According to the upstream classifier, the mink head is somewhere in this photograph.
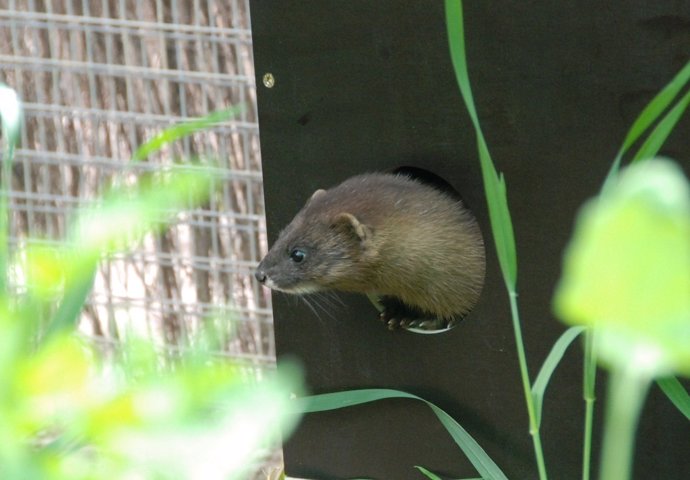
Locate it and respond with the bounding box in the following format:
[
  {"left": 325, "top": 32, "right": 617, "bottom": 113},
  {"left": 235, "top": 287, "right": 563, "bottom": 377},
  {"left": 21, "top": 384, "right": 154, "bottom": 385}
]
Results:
[{"left": 255, "top": 189, "right": 374, "bottom": 294}]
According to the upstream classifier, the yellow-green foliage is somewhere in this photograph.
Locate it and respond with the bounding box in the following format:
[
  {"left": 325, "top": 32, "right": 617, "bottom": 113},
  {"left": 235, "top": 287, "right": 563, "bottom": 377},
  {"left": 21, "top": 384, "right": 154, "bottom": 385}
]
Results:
[
  {"left": 0, "top": 85, "right": 302, "bottom": 480},
  {"left": 555, "top": 159, "right": 690, "bottom": 376}
]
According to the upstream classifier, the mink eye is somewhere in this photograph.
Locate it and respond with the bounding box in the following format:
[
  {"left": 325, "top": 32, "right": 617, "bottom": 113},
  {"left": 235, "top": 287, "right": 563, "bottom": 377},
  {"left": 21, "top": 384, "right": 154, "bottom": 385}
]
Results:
[{"left": 289, "top": 248, "right": 306, "bottom": 263}]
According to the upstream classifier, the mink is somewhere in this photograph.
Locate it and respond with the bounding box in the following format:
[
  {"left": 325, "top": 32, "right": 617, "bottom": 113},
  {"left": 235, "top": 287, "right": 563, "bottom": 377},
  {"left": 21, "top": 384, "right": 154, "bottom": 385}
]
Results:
[{"left": 255, "top": 173, "right": 485, "bottom": 330}]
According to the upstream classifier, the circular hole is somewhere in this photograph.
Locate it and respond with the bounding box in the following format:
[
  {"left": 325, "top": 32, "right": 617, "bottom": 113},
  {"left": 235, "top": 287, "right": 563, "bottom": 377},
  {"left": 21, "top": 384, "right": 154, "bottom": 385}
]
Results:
[{"left": 391, "top": 165, "right": 465, "bottom": 202}]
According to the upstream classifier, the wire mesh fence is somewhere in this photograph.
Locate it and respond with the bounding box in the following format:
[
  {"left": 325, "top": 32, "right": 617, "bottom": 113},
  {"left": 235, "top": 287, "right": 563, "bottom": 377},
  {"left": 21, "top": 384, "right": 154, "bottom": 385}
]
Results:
[{"left": 0, "top": 0, "right": 275, "bottom": 370}]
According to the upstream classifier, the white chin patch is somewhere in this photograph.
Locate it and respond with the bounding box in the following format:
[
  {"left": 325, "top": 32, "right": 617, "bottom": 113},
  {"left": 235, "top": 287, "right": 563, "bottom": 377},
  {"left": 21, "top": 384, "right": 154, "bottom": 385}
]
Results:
[
  {"left": 265, "top": 278, "right": 319, "bottom": 295},
  {"left": 286, "top": 284, "right": 321, "bottom": 294}
]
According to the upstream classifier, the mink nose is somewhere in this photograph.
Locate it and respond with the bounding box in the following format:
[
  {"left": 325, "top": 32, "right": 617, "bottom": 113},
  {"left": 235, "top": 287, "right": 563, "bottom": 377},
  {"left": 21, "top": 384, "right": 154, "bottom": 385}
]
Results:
[{"left": 255, "top": 269, "right": 267, "bottom": 284}]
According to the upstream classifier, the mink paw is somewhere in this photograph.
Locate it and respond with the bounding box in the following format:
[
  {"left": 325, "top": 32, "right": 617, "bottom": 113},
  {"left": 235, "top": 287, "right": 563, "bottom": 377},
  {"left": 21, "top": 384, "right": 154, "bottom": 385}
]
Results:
[
  {"left": 378, "top": 312, "right": 451, "bottom": 331},
  {"left": 379, "top": 310, "right": 415, "bottom": 330},
  {"left": 377, "top": 296, "right": 452, "bottom": 331}
]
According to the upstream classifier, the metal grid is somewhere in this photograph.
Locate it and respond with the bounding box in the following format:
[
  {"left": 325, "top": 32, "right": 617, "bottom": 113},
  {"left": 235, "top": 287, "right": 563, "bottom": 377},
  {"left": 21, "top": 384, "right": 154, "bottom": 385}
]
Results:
[{"left": 0, "top": 0, "right": 274, "bottom": 369}]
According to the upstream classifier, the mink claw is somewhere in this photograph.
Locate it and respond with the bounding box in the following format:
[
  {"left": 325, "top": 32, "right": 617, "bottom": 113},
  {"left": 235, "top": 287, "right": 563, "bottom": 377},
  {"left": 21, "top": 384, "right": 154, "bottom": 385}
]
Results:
[
  {"left": 380, "top": 310, "right": 405, "bottom": 330},
  {"left": 400, "top": 318, "right": 417, "bottom": 329}
]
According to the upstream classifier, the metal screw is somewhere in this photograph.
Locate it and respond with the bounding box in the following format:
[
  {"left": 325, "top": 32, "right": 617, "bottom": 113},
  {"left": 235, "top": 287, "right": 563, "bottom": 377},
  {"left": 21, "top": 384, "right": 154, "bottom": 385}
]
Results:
[{"left": 262, "top": 73, "right": 275, "bottom": 88}]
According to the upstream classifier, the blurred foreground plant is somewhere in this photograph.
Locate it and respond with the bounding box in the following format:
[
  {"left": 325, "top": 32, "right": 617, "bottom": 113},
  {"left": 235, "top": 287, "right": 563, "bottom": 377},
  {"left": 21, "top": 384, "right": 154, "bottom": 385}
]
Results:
[
  {"left": 0, "top": 84, "right": 302, "bottom": 479},
  {"left": 554, "top": 159, "right": 690, "bottom": 480}
]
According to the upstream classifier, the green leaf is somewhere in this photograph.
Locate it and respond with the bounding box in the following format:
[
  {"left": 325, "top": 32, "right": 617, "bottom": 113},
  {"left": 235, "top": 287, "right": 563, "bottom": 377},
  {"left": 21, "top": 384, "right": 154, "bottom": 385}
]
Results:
[
  {"left": 531, "top": 326, "right": 586, "bottom": 427},
  {"left": 445, "top": 4, "right": 546, "bottom": 477},
  {"left": 415, "top": 465, "right": 484, "bottom": 480},
  {"left": 296, "top": 389, "right": 508, "bottom": 480},
  {"left": 607, "top": 60, "right": 690, "bottom": 177},
  {"left": 444, "top": 0, "right": 517, "bottom": 290},
  {"left": 132, "top": 106, "right": 242, "bottom": 162},
  {"left": 415, "top": 466, "right": 444, "bottom": 480},
  {"left": 656, "top": 377, "right": 690, "bottom": 420},
  {"left": 555, "top": 159, "right": 690, "bottom": 375},
  {"left": 632, "top": 89, "right": 690, "bottom": 163}
]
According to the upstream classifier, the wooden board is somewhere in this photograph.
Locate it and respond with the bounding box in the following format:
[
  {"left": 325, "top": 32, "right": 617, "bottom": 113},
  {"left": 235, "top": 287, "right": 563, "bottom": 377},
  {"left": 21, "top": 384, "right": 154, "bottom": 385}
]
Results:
[{"left": 250, "top": 2, "right": 690, "bottom": 478}]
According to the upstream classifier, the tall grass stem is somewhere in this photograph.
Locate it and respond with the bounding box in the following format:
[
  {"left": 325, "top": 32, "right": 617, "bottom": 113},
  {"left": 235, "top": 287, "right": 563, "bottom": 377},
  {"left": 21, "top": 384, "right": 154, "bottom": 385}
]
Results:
[{"left": 509, "top": 291, "right": 548, "bottom": 479}]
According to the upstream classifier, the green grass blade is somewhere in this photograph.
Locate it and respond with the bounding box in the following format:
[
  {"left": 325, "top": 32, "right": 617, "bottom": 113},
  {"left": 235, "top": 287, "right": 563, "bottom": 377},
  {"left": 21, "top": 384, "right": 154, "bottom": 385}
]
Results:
[
  {"left": 427, "top": 402, "right": 507, "bottom": 480},
  {"left": 656, "top": 377, "right": 690, "bottom": 420},
  {"left": 531, "top": 326, "right": 586, "bottom": 427},
  {"left": 415, "top": 466, "right": 444, "bottom": 480},
  {"left": 445, "top": 4, "right": 546, "bottom": 477},
  {"left": 444, "top": 0, "right": 517, "bottom": 289},
  {"left": 297, "top": 389, "right": 508, "bottom": 480},
  {"left": 631, "top": 89, "right": 690, "bottom": 163},
  {"left": 132, "top": 106, "right": 243, "bottom": 162},
  {"left": 415, "top": 466, "right": 484, "bottom": 480},
  {"left": 606, "top": 60, "right": 690, "bottom": 181},
  {"left": 295, "top": 388, "right": 398, "bottom": 412}
]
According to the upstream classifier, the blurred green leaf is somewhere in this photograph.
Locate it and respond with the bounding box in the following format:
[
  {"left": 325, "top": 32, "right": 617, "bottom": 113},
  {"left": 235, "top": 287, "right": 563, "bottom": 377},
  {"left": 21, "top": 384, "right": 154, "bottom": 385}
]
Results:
[
  {"left": 297, "top": 388, "right": 508, "bottom": 480},
  {"left": 444, "top": 0, "right": 517, "bottom": 290},
  {"left": 555, "top": 159, "right": 690, "bottom": 375},
  {"left": 107, "top": 365, "right": 302, "bottom": 480},
  {"left": 19, "top": 166, "right": 215, "bottom": 345},
  {"left": 0, "top": 302, "right": 25, "bottom": 380},
  {"left": 0, "top": 97, "right": 299, "bottom": 479},
  {"left": 45, "top": 267, "right": 97, "bottom": 338},
  {"left": 23, "top": 167, "right": 213, "bottom": 299},
  {"left": 14, "top": 334, "right": 93, "bottom": 430},
  {"left": 0, "top": 83, "right": 22, "bottom": 147},
  {"left": 656, "top": 377, "right": 690, "bottom": 420},
  {"left": 73, "top": 166, "right": 212, "bottom": 255},
  {"left": 132, "top": 106, "right": 243, "bottom": 162},
  {"left": 2, "top": 323, "right": 302, "bottom": 480},
  {"left": 532, "top": 326, "right": 586, "bottom": 427},
  {"left": 0, "top": 84, "right": 23, "bottom": 296}
]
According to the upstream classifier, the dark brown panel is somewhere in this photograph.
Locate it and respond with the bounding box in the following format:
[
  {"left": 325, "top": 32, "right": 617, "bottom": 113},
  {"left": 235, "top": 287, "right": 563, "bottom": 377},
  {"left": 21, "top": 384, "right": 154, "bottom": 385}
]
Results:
[{"left": 250, "top": 2, "right": 690, "bottom": 478}]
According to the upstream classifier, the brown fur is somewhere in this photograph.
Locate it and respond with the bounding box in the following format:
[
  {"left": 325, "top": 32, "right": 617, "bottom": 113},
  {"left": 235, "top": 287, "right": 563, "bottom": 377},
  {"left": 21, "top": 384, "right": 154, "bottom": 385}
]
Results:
[{"left": 255, "top": 173, "right": 486, "bottom": 324}]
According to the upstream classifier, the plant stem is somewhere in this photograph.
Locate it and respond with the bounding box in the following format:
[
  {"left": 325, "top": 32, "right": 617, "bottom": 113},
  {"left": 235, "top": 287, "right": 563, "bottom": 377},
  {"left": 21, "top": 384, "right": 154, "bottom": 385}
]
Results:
[
  {"left": 509, "top": 290, "right": 548, "bottom": 480},
  {"left": 582, "top": 328, "right": 597, "bottom": 480},
  {"left": 599, "top": 364, "right": 651, "bottom": 480}
]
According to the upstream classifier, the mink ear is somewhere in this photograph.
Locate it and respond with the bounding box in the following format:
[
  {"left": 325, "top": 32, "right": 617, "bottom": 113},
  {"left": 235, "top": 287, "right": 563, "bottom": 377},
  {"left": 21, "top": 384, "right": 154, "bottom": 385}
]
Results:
[
  {"left": 332, "top": 212, "right": 371, "bottom": 243},
  {"left": 307, "top": 189, "right": 326, "bottom": 204}
]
